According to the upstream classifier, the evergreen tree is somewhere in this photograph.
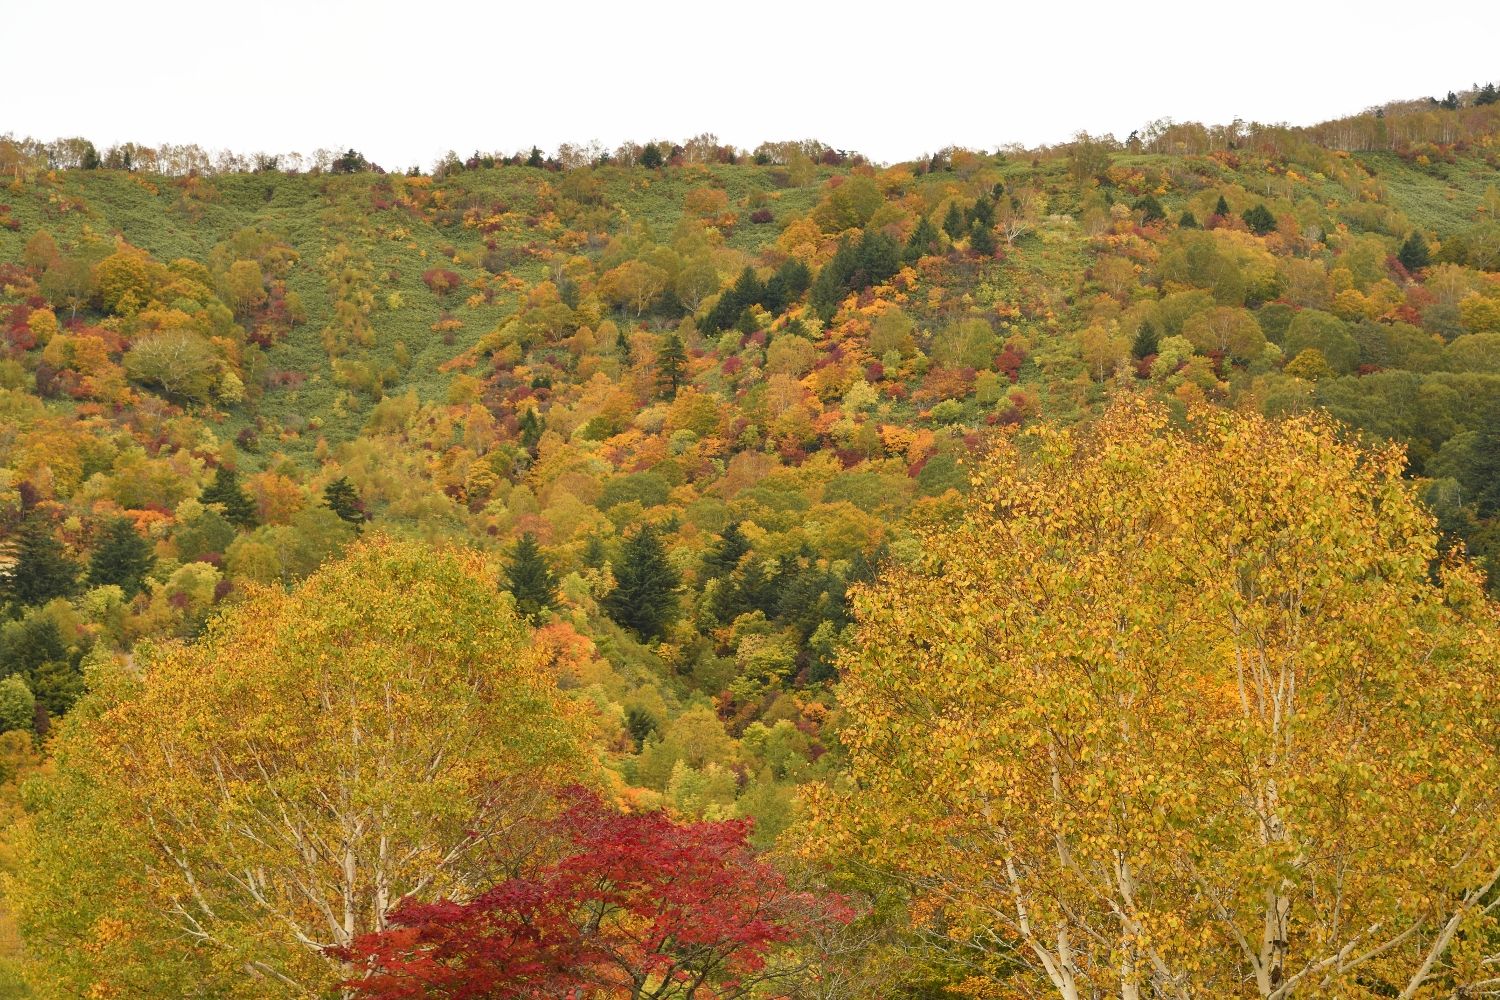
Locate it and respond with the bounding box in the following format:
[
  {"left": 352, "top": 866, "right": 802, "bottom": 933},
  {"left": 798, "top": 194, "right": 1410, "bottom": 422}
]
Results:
[
  {"left": 1241, "top": 204, "right": 1276, "bottom": 236},
  {"left": 1477, "top": 82, "right": 1499, "bottom": 107},
  {"left": 1131, "top": 321, "right": 1160, "bottom": 360},
  {"left": 968, "top": 197, "right": 996, "bottom": 229},
  {"left": 1178, "top": 210, "right": 1199, "bottom": 229},
  {"left": 970, "top": 219, "right": 997, "bottom": 256},
  {"left": 503, "top": 532, "right": 557, "bottom": 622},
  {"left": 1132, "top": 194, "right": 1165, "bottom": 223},
  {"left": 1439, "top": 91, "right": 1460, "bottom": 111},
  {"left": 2, "top": 520, "right": 78, "bottom": 608},
  {"left": 603, "top": 525, "right": 680, "bottom": 640},
  {"left": 323, "top": 477, "right": 368, "bottom": 529},
  {"left": 942, "top": 202, "right": 966, "bottom": 240},
  {"left": 1214, "top": 195, "right": 1231, "bottom": 218},
  {"left": 1398, "top": 231, "right": 1431, "bottom": 272},
  {"left": 655, "top": 333, "right": 687, "bottom": 399},
  {"left": 525, "top": 146, "right": 545, "bottom": 168},
  {"left": 702, "top": 521, "right": 750, "bottom": 579},
  {"left": 518, "top": 409, "right": 543, "bottom": 452},
  {"left": 639, "top": 144, "right": 664, "bottom": 169},
  {"left": 200, "top": 467, "right": 257, "bottom": 528},
  {"left": 86, "top": 518, "right": 154, "bottom": 598},
  {"left": 582, "top": 534, "right": 607, "bottom": 569},
  {"left": 903, "top": 215, "right": 940, "bottom": 263}
]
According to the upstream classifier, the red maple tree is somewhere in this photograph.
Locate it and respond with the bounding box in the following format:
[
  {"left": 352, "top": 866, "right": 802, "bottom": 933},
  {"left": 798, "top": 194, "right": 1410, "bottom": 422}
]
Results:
[{"left": 335, "top": 788, "right": 849, "bottom": 998}]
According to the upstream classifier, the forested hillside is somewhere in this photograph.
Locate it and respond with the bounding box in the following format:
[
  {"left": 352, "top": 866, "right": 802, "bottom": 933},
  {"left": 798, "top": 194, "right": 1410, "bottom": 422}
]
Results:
[{"left": 0, "top": 82, "right": 1498, "bottom": 997}]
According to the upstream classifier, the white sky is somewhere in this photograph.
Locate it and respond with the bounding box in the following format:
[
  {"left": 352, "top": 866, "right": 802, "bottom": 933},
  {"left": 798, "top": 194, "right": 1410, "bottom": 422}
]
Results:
[{"left": 4, "top": 0, "right": 1498, "bottom": 168}]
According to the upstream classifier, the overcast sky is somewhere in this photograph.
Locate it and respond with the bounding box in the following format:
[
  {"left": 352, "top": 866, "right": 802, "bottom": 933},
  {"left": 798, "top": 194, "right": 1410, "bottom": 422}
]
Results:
[{"left": 5, "top": 0, "right": 1498, "bottom": 168}]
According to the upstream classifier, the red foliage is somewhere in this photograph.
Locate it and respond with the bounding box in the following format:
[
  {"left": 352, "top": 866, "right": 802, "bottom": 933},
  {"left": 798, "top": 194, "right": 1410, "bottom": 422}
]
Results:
[
  {"left": 749, "top": 208, "right": 774, "bottom": 224},
  {"left": 336, "top": 788, "right": 848, "bottom": 999},
  {"left": 422, "top": 267, "right": 464, "bottom": 296}
]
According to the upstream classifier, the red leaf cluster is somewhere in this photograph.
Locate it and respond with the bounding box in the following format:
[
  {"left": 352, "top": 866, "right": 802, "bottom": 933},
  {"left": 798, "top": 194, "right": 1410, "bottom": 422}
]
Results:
[{"left": 335, "top": 788, "right": 849, "bottom": 999}]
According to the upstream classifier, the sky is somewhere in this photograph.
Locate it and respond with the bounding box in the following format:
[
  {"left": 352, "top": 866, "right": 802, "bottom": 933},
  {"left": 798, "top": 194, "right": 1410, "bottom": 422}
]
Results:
[{"left": 5, "top": 0, "right": 1499, "bottom": 169}]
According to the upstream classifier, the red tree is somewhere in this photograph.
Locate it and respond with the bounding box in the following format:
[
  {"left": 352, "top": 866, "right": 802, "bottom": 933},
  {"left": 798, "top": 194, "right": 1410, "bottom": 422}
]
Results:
[{"left": 336, "top": 789, "right": 848, "bottom": 999}]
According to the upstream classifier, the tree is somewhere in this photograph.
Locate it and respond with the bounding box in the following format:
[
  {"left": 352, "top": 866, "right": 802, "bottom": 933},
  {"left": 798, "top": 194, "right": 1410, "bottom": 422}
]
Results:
[
  {"left": 655, "top": 332, "right": 687, "bottom": 398},
  {"left": 805, "top": 401, "right": 1500, "bottom": 1000},
  {"left": 1132, "top": 194, "right": 1165, "bottom": 223},
  {"left": 969, "top": 219, "right": 997, "bottom": 256},
  {"left": 124, "top": 329, "right": 221, "bottom": 405},
  {"left": 603, "top": 524, "right": 680, "bottom": 640},
  {"left": 639, "top": 143, "right": 664, "bottom": 169},
  {"left": 1, "top": 520, "right": 78, "bottom": 608},
  {"left": 702, "top": 521, "right": 750, "bottom": 579},
  {"left": 1130, "top": 320, "right": 1159, "bottom": 360},
  {"left": 525, "top": 146, "right": 545, "bottom": 168},
  {"left": 1179, "top": 210, "right": 1199, "bottom": 228},
  {"left": 1181, "top": 305, "right": 1266, "bottom": 360},
  {"left": 941, "top": 202, "right": 966, "bottom": 240},
  {"left": 322, "top": 476, "right": 368, "bottom": 529},
  {"left": 1214, "top": 194, "right": 1231, "bottom": 218},
  {"left": 338, "top": 788, "right": 849, "bottom": 1000},
  {"left": 1242, "top": 203, "right": 1277, "bottom": 236},
  {"left": 1398, "top": 230, "right": 1431, "bottom": 272},
  {"left": 200, "top": 466, "right": 257, "bottom": 528},
  {"left": 86, "top": 518, "right": 155, "bottom": 598},
  {"left": 903, "top": 215, "right": 940, "bottom": 263},
  {"left": 14, "top": 536, "right": 591, "bottom": 998},
  {"left": 503, "top": 532, "right": 557, "bottom": 621},
  {"left": 0, "top": 675, "right": 34, "bottom": 734}
]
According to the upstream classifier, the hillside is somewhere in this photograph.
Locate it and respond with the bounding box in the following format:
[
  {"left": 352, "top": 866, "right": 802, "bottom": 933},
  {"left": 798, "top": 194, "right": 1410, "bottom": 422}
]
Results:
[{"left": 0, "top": 88, "right": 1499, "bottom": 996}]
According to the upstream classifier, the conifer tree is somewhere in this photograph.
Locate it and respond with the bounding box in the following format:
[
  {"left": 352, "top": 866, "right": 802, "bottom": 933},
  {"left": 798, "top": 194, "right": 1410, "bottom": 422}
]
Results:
[
  {"left": 903, "top": 215, "right": 940, "bottom": 263},
  {"left": 1132, "top": 194, "right": 1165, "bottom": 223},
  {"left": 86, "top": 518, "right": 154, "bottom": 598},
  {"left": 655, "top": 333, "right": 687, "bottom": 399},
  {"left": 942, "top": 202, "right": 966, "bottom": 240},
  {"left": 702, "top": 521, "right": 750, "bottom": 579},
  {"left": 2, "top": 520, "right": 78, "bottom": 608},
  {"left": 323, "top": 477, "right": 368, "bottom": 529},
  {"left": 1178, "top": 210, "right": 1199, "bottom": 228},
  {"left": 518, "top": 409, "right": 543, "bottom": 452},
  {"left": 1214, "top": 194, "right": 1231, "bottom": 218},
  {"left": 525, "top": 146, "right": 545, "bottom": 168},
  {"left": 1131, "top": 320, "right": 1160, "bottom": 360},
  {"left": 603, "top": 525, "right": 680, "bottom": 640},
  {"left": 1242, "top": 203, "right": 1276, "bottom": 236},
  {"left": 200, "top": 467, "right": 257, "bottom": 528},
  {"left": 1398, "top": 231, "right": 1431, "bottom": 272},
  {"left": 970, "top": 219, "right": 997, "bottom": 256},
  {"left": 639, "top": 144, "right": 664, "bottom": 169},
  {"left": 503, "top": 532, "right": 557, "bottom": 622}
]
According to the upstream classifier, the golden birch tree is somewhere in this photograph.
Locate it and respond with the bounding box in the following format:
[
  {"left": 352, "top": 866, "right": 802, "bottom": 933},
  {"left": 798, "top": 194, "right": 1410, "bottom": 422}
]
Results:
[{"left": 805, "top": 401, "right": 1500, "bottom": 1000}]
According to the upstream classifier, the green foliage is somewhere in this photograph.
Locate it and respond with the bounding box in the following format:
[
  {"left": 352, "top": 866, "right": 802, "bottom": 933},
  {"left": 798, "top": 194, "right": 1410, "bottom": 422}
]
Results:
[
  {"left": 503, "top": 532, "right": 557, "bottom": 621},
  {"left": 2, "top": 521, "right": 78, "bottom": 609},
  {"left": 200, "top": 466, "right": 257, "bottom": 528},
  {"left": 86, "top": 519, "right": 154, "bottom": 598},
  {"left": 0, "top": 677, "right": 34, "bottom": 734},
  {"left": 604, "top": 524, "right": 680, "bottom": 640}
]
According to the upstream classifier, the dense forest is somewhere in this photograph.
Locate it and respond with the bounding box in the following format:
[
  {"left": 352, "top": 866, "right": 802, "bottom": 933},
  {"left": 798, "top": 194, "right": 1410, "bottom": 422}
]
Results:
[{"left": 0, "top": 79, "right": 1498, "bottom": 998}]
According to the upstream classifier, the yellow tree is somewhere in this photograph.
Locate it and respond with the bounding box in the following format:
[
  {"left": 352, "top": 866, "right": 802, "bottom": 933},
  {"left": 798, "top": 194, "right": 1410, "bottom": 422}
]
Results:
[
  {"left": 805, "top": 401, "right": 1500, "bottom": 1000},
  {"left": 13, "top": 536, "right": 593, "bottom": 998}
]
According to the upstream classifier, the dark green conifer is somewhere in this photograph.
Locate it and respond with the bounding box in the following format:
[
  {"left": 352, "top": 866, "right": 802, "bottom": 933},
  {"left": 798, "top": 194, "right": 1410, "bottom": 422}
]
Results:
[
  {"left": 702, "top": 522, "right": 750, "bottom": 579},
  {"left": 1398, "top": 231, "right": 1431, "bottom": 272},
  {"left": 200, "top": 467, "right": 257, "bottom": 528},
  {"left": 970, "top": 220, "right": 997, "bottom": 256},
  {"left": 656, "top": 333, "right": 687, "bottom": 399},
  {"left": 1214, "top": 195, "right": 1231, "bottom": 218},
  {"left": 323, "top": 476, "right": 368, "bottom": 528},
  {"left": 503, "top": 532, "right": 557, "bottom": 622},
  {"left": 1, "top": 520, "right": 78, "bottom": 608},
  {"left": 603, "top": 524, "right": 680, "bottom": 640},
  {"left": 942, "top": 202, "right": 966, "bottom": 240},
  {"left": 1242, "top": 204, "right": 1276, "bottom": 236},
  {"left": 639, "top": 144, "right": 664, "bottom": 169},
  {"left": 903, "top": 215, "right": 940, "bottom": 263},
  {"left": 86, "top": 518, "right": 154, "bottom": 597},
  {"left": 1131, "top": 321, "right": 1160, "bottom": 360}
]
